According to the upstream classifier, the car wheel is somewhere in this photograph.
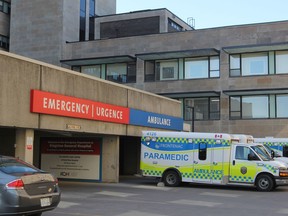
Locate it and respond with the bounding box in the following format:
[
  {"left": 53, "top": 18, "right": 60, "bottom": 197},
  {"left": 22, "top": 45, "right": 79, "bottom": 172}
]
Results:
[
  {"left": 163, "top": 170, "right": 180, "bottom": 187},
  {"left": 255, "top": 174, "right": 275, "bottom": 192}
]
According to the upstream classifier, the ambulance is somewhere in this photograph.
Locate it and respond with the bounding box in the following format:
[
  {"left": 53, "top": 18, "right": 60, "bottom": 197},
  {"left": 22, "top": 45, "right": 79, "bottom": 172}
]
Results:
[
  {"left": 140, "top": 131, "right": 288, "bottom": 191},
  {"left": 234, "top": 135, "right": 288, "bottom": 165},
  {"left": 254, "top": 138, "right": 288, "bottom": 157}
]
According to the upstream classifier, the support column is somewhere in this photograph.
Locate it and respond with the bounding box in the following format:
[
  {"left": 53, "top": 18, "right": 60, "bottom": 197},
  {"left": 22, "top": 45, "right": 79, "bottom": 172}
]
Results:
[
  {"left": 102, "top": 135, "right": 119, "bottom": 183},
  {"left": 15, "top": 129, "right": 34, "bottom": 165}
]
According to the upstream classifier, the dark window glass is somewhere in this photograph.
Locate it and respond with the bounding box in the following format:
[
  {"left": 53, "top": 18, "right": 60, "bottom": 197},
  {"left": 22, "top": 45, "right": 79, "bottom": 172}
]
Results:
[
  {"left": 0, "top": 0, "right": 10, "bottom": 14},
  {"left": 80, "top": 0, "right": 86, "bottom": 41},
  {"left": 199, "top": 143, "right": 207, "bottom": 160},
  {"left": 89, "top": 0, "right": 95, "bottom": 40},
  {"left": 127, "top": 63, "right": 136, "bottom": 83},
  {"left": 0, "top": 35, "right": 9, "bottom": 50},
  {"left": 145, "top": 61, "right": 156, "bottom": 82}
]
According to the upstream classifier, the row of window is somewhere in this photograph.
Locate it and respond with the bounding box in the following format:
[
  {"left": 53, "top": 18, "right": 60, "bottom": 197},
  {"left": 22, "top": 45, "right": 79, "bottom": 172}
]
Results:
[
  {"left": 183, "top": 93, "right": 288, "bottom": 121},
  {"left": 73, "top": 63, "right": 136, "bottom": 84},
  {"left": 0, "top": 0, "right": 10, "bottom": 14},
  {"left": 145, "top": 50, "right": 288, "bottom": 82},
  {"left": 145, "top": 56, "right": 220, "bottom": 81},
  {"left": 230, "top": 94, "right": 288, "bottom": 119},
  {"left": 230, "top": 51, "right": 288, "bottom": 76},
  {"left": 0, "top": 35, "right": 9, "bottom": 50},
  {"left": 73, "top": 50, "right": 288, "bottom": 84}
]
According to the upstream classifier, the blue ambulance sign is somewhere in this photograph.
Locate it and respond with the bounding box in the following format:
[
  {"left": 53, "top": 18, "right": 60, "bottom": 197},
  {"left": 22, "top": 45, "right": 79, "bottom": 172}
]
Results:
[{"left": 129, "top": 109, "right": 183, "bottom": 131}]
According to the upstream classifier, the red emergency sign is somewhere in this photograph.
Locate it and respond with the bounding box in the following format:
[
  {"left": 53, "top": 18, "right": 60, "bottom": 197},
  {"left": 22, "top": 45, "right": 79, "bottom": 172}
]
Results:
[{"left": 30, "top": 89, "right": 130, "bottom": 124}]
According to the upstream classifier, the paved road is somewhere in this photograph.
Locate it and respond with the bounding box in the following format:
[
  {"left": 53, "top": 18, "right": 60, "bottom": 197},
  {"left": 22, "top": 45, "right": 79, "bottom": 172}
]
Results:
[{"left": 44, "top": 176, "right": 288, "bottom": 216}]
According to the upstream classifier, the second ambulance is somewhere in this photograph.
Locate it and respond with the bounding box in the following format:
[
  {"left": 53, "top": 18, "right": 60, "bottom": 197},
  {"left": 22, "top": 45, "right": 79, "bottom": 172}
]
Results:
[{"left": 140, "top": 131, "right": 288, "bottom": 191}]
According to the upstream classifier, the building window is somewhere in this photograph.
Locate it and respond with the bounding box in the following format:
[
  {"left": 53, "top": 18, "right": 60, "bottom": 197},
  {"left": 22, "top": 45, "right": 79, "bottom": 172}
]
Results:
[
  {"left": 185, "top": 97, "right": 220, "bottom": 121},
  {"left": 106, "top": 63, "right": 136, "bottom": 83},
  {"left": 156, "top": 60, "right": 178, "bottom": 81},
  {"left": 275, "top": 51, "right": 288, "bottom": 74},
  {"left": 242, "top": 96, "right": 269, "bottom": 118},
  {"left": 145, "top": 59, "right": 178, "bottom": 81},
  {"left": 230, "top": 52, "right": 268, "bottom": 76},
  {"left": 185, "top": 56, "right": 219, "bottom": 79},
  {"left": 276, "top": 94, "right": 288, "bottom": 118},
  {"left": 0, "top": 0, "right": 10, "bottom": 14},
  {"left": 0, "top": 35, "right": 9, "bottom": 50},
  {"left": 230, "top": 95, "right": 269, "bottom": 119},
  {"left": 79, "top": 0, "right": 86, "bottom": 41},
  {"left": 168, "top": 18, "right": 183, "bottom": 32},
  {"left": 89, "top": 0, "right": 95, "bottom": 40},
  {"left": 81, "top": 65, "right": 102, "bottom": 78}
]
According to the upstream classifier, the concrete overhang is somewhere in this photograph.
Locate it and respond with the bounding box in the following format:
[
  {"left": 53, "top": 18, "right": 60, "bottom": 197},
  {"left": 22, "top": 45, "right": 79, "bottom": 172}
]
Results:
[
  {"left": 136, "top": 48, "right": 220, "bottom": 61},
  {"left": 60, "top": 55, "right": 136, "bottom": 66},
  {"left": 159, "top": 91, "right": 221, "bottom": 99},
  {"left": 223, "top": 88, "right": 288, "bottom": 96},
  {"left": 223, "top": 42, "right": 288, "bottom": 54}
]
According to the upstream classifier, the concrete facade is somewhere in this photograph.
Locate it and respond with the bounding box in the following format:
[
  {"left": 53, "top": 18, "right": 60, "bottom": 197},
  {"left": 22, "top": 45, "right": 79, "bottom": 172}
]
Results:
[
  {"left": 10, "top": 0, "right": 80, "bottom": 65},
  {"left": 0, "top": 50, "right": 182, "bottom": 182},
  {"left": 62, "top": 20, "right": 288, "bottom": 138}
]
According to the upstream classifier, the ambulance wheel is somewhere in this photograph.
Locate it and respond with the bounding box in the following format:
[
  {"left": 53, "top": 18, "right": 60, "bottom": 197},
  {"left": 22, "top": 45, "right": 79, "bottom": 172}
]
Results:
[
  {"left": 255, "top": 174, "right": 275, "bottom": 192},
  {"left": 163, "top": 170, "right": 180, "bottom": 187}
]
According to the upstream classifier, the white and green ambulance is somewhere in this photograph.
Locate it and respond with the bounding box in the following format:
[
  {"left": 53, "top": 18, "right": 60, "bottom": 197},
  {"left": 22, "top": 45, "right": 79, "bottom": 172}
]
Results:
[
  {"left": 140, "top": 131, "right": 288, "bottom": 191},
  {"left": 233, "top": 134, "right": 288, "bottom": 165},
  {"left": 254, "top": 137, "right": 288, "bottom": 157}
]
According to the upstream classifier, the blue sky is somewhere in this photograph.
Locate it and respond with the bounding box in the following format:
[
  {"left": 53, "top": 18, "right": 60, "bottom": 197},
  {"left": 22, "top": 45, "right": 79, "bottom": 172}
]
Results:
[{"left": 117, "top": 0, "right": 288, "bottom": 29}]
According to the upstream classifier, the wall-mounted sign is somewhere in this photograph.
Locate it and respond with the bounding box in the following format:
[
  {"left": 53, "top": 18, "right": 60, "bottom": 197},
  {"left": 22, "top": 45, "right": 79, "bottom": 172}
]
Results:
[
  {"left": 66, "top": 124, "right": 81, "bottom": 130},
  {"left": 31, "top": 90, "right": 183, "bottom": 131},
  {"left": 40, "top": 137, "right": 102, "bottom": 181},
  {"left": 129, "top": 109, "right": 183, "bottom": 131},
  {"left": 31, "top": 90, "right": 129, "bottom": 124}
]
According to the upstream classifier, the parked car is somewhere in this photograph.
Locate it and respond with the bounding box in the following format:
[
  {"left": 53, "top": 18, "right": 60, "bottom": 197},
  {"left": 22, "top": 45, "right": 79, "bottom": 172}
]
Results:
[{"left": 0, "top": 155, "right": 61, "bottom": 216}]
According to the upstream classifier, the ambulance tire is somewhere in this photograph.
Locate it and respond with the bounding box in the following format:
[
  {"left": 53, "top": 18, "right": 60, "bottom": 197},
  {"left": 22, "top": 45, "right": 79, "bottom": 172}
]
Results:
[
  {"left": 163, "top": 170, "right": 180, "bottom": 187},
  {"left": 255, "top": 174, "right": 275, "bottom": 192}
]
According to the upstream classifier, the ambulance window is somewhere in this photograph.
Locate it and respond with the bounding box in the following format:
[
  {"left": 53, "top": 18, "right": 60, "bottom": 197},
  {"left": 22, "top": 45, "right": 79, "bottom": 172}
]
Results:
[
  {"left": 235, "top": 146, "right": 249, "bottom": 160},
  {"left": 199, "top": 143, "right": 207, "bottom": 160},
  {"left": 283, "top": 146, "right": 288, "bottom": 157}
]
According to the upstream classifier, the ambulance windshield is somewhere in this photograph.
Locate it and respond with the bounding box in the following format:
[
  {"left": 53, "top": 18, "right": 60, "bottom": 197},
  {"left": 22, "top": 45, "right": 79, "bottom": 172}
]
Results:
[{"left": 251, "top": 145, "right": 272, "bottom": 161}]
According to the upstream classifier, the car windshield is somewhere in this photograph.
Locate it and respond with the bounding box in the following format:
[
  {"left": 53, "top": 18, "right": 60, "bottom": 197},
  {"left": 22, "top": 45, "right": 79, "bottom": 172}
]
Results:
[
  {"left": 0, "top": 157, "right": 41, "bottom": 174},
  {"left": 251, "top": 145, "right": 272, "bottom": 161}
]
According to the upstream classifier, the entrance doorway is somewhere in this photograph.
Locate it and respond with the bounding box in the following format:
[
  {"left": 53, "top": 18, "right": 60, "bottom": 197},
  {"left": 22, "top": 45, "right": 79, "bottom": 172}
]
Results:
[{"left": 119, "top": 136, "right": 141, "bottom": 175}]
